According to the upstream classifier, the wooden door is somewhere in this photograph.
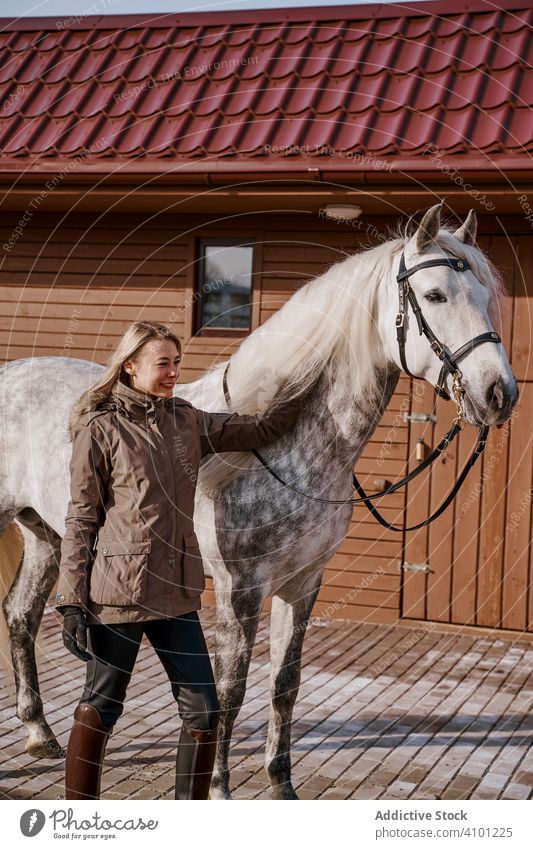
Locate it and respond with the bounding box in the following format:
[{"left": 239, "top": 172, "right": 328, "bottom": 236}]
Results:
[{"left": 401, "top": 234, "right": 532, "bottom": 632}]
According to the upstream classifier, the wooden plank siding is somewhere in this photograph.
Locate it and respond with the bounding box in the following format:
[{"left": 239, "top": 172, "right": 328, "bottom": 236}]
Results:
[
  {"left": 0, "top": 211, "right": 530, "bottom": 630},
  {"left": 0, "top": 210, "right": 407, "bottom": 624},
  {"left": 403, "top": 232, "right": 533, "bottom": 633}
]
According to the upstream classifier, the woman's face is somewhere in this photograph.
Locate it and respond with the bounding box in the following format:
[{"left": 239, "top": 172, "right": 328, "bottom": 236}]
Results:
[{"left": 123, "top": 338, "right": 181, "bottom": 398}]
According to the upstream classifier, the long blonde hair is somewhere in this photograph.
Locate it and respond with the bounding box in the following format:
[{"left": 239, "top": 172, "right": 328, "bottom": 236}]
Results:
[{"left": 68, "top": 320, "right": 181, "bottom": 441}]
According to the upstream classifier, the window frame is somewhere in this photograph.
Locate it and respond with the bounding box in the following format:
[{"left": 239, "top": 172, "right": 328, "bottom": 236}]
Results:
[{"left": 193, "top": 236, "right": 257, "bottom": 338}]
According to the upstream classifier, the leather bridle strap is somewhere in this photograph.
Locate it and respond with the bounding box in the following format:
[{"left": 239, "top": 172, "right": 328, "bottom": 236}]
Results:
[
  {"left": 352, "top": 425, "right": 488, "bottom": 531},
  {"left": 396, "top": 251, "right": 501, "bottom": 399},
  {"left": 221, "top": 363, "right": 489, "bottom": 531}
]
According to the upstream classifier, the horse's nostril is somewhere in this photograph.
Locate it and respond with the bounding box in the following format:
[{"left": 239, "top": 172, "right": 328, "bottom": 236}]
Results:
[{"left": 486, "top": 378, "right": 504, "bottom": 410}]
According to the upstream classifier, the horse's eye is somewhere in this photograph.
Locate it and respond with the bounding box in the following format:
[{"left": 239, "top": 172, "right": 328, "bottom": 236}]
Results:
[{"left": 424, "top": 290, "right": 447, "bottom": 304}]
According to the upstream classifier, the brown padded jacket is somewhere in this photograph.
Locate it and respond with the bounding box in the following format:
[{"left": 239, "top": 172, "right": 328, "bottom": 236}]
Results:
[{"left": 54, "top": 376, "right": 306, "bottom": 625}]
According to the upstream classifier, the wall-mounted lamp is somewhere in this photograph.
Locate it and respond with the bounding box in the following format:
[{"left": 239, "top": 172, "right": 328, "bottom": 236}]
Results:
[{"left": 322, "top": 204, "right": 363, "bottom": 221}]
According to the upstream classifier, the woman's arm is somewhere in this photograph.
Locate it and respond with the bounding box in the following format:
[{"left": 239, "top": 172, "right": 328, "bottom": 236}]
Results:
[
  {"left": 54, "top": 421, "right": 110, "bottom": 614},
  {"left": 197, "top": 385, "right": 307, "bottom": 457}
]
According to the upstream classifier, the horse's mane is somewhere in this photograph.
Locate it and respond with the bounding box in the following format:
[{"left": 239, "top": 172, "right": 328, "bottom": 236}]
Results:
[
  {"left": 176, "top": 235, "right": 402, "bottom": 491},
  {"left": 178, "top": 221, "right": 507, "bottom": 494}
]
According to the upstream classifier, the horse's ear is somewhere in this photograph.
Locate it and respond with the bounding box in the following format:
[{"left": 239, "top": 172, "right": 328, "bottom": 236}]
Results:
[
  {"left": 453, "top": 208, "right": 477, "bottom": 245},
  {"left": 415, "top": 202, "right": 442, "bottom": 253}
]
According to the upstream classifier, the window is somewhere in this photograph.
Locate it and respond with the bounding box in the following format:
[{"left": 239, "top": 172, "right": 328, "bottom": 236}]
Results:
[{"left": 194, "top": 238, "right": 255, "bottom": 336}]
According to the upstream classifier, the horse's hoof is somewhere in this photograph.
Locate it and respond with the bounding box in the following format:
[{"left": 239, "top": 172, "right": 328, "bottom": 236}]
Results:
[
  {"left": 26, "top": 738, "right": 65, "bottom": 759},
  {"left": 209, "top": 780, "right": 233, "bottom": 800},
  {"left": 269, "top": 782, "right": 299, "bottom": 800}
]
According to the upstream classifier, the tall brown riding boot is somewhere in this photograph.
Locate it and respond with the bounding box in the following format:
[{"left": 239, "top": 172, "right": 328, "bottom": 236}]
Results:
[
  {"left": 65, "top": 703, "right": 113, "bottom": 800},
  {"left": 174, "top": 722, "right": 218, "bottom": 799}
]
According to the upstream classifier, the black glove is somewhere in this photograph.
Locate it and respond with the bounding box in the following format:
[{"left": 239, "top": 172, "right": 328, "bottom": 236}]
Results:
[{"left": 60, "top": 605, "right": 94, "bottom": 662}]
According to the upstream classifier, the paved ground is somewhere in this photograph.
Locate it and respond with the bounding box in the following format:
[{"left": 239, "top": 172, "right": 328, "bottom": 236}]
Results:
[{"left": 1, "top": 606, "right": 532, "bottom": 800}]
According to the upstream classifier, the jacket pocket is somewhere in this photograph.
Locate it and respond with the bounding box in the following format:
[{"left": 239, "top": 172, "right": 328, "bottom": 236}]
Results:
[
  {"left": 90, "top": 538, "right": 152, "bottom": 606},
  {"left": 181, "top": 532, "right": 206, "bottom": 598}
]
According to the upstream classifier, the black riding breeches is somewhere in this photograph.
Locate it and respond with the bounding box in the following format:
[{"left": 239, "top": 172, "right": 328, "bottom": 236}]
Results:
[{"left": 78, "top": 611, "right": 220, "bottom": 731}]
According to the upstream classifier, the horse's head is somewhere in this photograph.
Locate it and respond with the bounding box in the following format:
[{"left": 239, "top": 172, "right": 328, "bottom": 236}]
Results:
[{"left": 380, "top": 203, "right": 518, "bottom": 426}]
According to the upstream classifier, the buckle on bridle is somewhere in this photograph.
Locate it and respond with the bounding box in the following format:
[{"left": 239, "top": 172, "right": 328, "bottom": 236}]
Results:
[{"left": 430, "top": 340, "right": 444, "bottom": 358}]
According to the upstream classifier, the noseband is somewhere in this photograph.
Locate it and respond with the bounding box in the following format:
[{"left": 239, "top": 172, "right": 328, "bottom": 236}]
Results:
[{"left": 395, "top": 251, "right": 501, "bottom": 413}]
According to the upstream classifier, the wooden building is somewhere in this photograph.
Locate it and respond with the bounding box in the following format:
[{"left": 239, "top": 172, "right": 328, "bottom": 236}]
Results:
[{"left": 0, "top": 0, "right": 531, "bottom": 633}]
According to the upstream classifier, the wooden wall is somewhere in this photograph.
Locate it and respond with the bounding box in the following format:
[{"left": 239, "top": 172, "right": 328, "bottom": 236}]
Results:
[{"left": 0, "top": 210, "right": 530, "bottom": 630}]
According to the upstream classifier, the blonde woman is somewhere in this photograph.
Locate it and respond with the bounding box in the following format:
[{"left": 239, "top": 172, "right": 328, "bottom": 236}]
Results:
[{"left": 55, "top": 320, "right": 306, "bottom": 800}]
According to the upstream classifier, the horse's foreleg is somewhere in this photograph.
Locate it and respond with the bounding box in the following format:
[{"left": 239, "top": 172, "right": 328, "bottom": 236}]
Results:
[
  {"left": 210, "top": 582, "right": 265, "bottom": 800},
  {"left": 2, "top": 522, "right": 64, "bottom": 758},
  {"left": 266, "top": 580, "right": 322, "bottom": 799}
]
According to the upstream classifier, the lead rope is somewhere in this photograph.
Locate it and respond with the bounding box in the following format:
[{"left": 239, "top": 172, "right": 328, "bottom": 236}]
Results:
[{"left": 222, "top": 364, "right": 489, "bottom": 530}]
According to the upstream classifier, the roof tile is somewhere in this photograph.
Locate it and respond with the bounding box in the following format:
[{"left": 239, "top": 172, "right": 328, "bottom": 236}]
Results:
[
  {"left": 95, "top": 48, "right": 142, "bottom": 84},
  {"left": 469, "top": 103, "right": 511, "bottom": 149},
  {"left": 223, "top": 84, "right": 260, "bottom": 116},
  {"left": 143, "top": 27, "right": 176, "bottom": 50},
  {"left": 429, "top": 107, "right": 475, "bottom": 152},
  {"left": 284, "top": 22, "right": 316, "bottom": 44},
  {"left": 315, "top": 73, "right": 356, "bottom": 114},
  {"left": 479, "top": 66, "right": 524, "bottom": 108},
  {"left": 501, "top": 6, "right": 533, "bottom": 30},
  {"left": 363, "top": 107, "right": 409, "bottom": 152},
  {"left": 253, "top": 82, "right": 288, "bottom": 115},
  {"left": 155, "top": 45, "right": 196, "bottom": 81},
  {"left": 329, "top": 40, "right": 370, "bottom": 77},
  {"left": 207, "top": 116, "right": 247, "bottom": 152},
  {"left": 505, "top": 106, "right": 533, "bottom": 149},
  {"left": 347, "top": 73, "right": 387, "bottom": 112},
  {"left": 254, "top": 25, "right": 285, "bottom": 46},
  {"left": 491, "top": 28, "right": 533, "bottom": 68},
  {"left": 0, "top": 1, "right": 530, "bottom": 164},
  {"left": 240, "top": 41, "right": 283, "bottom": 79},
  {"left": 379, "top": 74, "right": 420, "bottom": 113},
  {"left": 343, "top": 20, "right": 372, "bottom": 42},
  {"left": 113, "top": 115, "right": 156, "bottom": 153},
  {"left": 89, "top": 30, "right": 121, "bottom": 51},
  {"left": 333, "top": 107, "right": 377, "bottom": 150},
  {"left": 270, "top": 40, "right": 313, "bottom": 79},
  {"left": 225, "top": 26, "right": 256, "bottom": 47},
  {"left": 210, "top": 46, "right": 251, "bottom": 80},
  {"left": 284, "top": 80, "right": 322, "bottom": 114},
  {"left": 427, "top": 34, "right": 476, "bottom": 74},
  {"left": 314, "top": 21, "right": 344, "bottom": 43},
  {"left": 299, "top": 39, "right": 340, "bottom": 78},
  {"left": 0, "top": 116, "right": 38, "bottom": 152},
  {"left": 445, "top": 70, "right": 484, "bottom": 110},
  {"left": 123, "top": 49, "right": 164, "bottom": 83},
  {"left": 199, "top": 25, "right": 230, "bottom": 48},
  {"left": 393, "top": 39, "right": 434, "bottom": 73}
]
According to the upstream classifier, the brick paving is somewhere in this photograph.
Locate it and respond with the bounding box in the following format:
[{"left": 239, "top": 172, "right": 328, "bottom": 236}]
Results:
[{"left": 0, "top": 606, "right": 532, "bottom": 800}]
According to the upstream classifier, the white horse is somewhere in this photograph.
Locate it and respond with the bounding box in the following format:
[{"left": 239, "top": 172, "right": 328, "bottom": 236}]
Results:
[{"left": 0, "top": 204, "right": 518, "bottom": 799}]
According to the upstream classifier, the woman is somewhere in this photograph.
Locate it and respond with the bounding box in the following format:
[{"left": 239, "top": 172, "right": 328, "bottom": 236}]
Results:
[{"left": 55, "top": 320, "right": 306, "bottom": 800}]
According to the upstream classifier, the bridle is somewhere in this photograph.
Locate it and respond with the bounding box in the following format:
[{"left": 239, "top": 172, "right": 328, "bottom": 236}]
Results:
[
  {"left": 395, "top": 251, "right": 501, "bottom": 412},
  {"left": 222, "top": 250, "right": 503, "bottom": 532}
]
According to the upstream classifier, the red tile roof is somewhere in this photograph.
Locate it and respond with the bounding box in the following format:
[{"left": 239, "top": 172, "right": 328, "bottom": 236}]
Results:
[{"left": 0, "top": 0, "right": 531, "bottom": 173}]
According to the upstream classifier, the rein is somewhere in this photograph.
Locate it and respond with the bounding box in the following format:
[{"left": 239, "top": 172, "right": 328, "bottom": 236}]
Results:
[{"left": 222, "top": 250, "right": 501, "bottom": 532}]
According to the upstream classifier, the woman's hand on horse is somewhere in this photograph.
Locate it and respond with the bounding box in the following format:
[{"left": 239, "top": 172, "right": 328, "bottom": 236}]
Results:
[{"left": 60, "top": 606, "right": 94, "bottom": 662}]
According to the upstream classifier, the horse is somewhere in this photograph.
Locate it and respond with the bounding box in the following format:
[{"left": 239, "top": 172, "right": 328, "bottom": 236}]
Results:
[{"left": 0, "top": 203, "right": 518, "bottom": 799}]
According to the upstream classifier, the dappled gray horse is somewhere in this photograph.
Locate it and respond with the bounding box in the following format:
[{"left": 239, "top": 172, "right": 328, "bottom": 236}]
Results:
[{"left": 0, "top": 205, "right": 518, "bottom": 798}]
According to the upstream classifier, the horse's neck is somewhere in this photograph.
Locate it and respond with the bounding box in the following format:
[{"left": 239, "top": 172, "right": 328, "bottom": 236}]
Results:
[{"left": 308, "top": 362, "right": 400, "bottom": 466}]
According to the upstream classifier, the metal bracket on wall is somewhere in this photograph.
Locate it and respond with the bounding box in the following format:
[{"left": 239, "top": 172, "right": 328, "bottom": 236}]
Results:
[
  {"left": 401, "top": 562, "right": 431, "bottom": 573},
  {"left": 403, "top": 412, "right": 438, "bottom": 423}
]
